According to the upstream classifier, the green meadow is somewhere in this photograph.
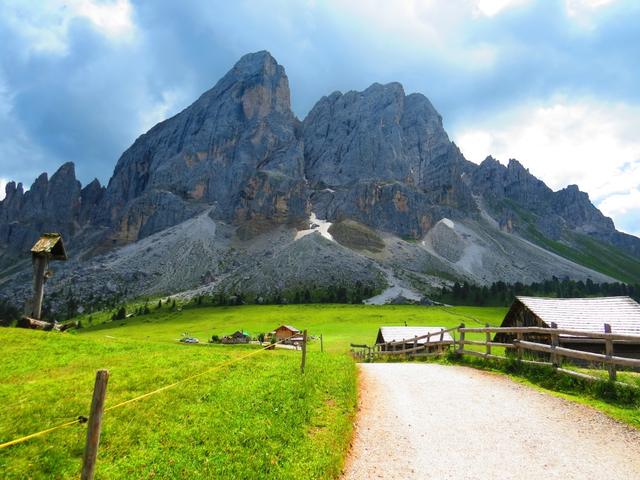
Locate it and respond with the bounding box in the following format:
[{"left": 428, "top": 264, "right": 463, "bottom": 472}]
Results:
[
  {"left": 2, "top": 303, "right": 639, "bottom": 479},
  {"left": 0, "top": 304, "right": 503, "bottom": 479}
]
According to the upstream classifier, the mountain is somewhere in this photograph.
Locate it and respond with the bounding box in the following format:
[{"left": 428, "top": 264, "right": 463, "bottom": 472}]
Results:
[{"left": 1, "top": 51, "right": 639, "bottom": 312}]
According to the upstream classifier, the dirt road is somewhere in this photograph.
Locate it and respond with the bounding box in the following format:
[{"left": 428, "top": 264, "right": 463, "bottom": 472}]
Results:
[{"left": 342, "top": 363, "right": 640, "bottom": 479}]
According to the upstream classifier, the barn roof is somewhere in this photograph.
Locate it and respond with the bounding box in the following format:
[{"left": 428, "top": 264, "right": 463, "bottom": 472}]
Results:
[
  {"left": 516, "top": 296, "right": 640, "bottom": 336},
  {"left": 30, "top": 233, "right": 67, "bottom": 260},
  {"left": 377, "top": 327, "right": 453, "bottom": 344}
]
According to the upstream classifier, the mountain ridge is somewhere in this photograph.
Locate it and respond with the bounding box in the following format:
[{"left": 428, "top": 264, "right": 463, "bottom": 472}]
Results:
[{"left": 1, "top": 50, "right": 639, "bottom": 310}]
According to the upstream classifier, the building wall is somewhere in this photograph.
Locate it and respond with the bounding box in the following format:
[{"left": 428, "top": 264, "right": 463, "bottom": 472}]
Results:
[{"left": 275, "top": 327, "right": 296, "bottom": 342}]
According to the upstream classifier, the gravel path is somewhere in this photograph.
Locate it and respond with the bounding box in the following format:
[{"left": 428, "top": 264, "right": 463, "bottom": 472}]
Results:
[{"left": 342, "top": 363, "right": 640, "bottom": 480}]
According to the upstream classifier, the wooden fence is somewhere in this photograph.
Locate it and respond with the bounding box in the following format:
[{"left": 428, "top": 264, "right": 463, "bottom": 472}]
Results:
[{"left": 351, "top": 323, "right": 640, "bottom": 384}]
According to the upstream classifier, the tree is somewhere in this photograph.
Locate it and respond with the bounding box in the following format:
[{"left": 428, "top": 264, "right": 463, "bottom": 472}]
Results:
[{"left": 112, "top": 306, "right": 126, "bottom": 321}]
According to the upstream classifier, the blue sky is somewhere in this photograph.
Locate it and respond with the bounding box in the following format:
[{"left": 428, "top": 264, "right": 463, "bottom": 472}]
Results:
[{"left": 0, "top": 0, "right": 639, "bottom": 236}]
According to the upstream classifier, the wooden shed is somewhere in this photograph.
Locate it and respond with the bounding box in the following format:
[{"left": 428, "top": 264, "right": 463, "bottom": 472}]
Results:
[
  {"left": 272, "top": 325, "right": 300, "bottom": 344},
  {"left": 221, "top": 330, "right": 251, "bottom": 344},
  {"left": 376, "top": 326, "right": 454, "bottom": 352},
  {"left": 495, "top": 296, "right": 640, "bottom": 359}
]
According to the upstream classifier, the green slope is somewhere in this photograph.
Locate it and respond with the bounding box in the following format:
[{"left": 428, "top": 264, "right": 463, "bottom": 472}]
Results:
[{"left": 501, "top": 199, "right": 640, "bottom": 283}]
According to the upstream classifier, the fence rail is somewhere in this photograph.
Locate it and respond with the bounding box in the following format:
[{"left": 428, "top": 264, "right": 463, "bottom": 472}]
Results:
[{"left": 351, "top": 323, "right": 640, "bottom": 385}]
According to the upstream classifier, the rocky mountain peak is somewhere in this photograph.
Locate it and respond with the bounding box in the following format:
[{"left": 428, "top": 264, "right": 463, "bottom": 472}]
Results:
[
  {"left": 96, "top": 50, "right": 306, "bottom": 244},
  {"left": 230, "top": 50, "right": 278, "bottom": 77}
]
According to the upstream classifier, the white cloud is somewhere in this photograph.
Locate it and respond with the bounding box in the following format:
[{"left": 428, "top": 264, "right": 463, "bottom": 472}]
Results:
[
  {"left": 2, "top": 0, "right": 136, "bottom": 56},
  {"left": 454, "top": 97, "right": 640, "bottom": 233},
  {"left": 565, "top": 0, "right": 617, "bottom": 17},
  {"left": 0, "top": 178, "right": 7, "bottom": 201},
  {"left": 138, "top": 89, "right": 190, "bottom": 134},
  {"left": 474, "top": 0, "right": 532, "bottom": 17},
  {"left": 599, "top": 189, "right": 640, "bottom": 217}
]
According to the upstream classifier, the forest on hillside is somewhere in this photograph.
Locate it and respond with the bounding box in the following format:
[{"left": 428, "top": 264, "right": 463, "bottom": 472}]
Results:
[{"left": 434, "top": 277, "right": 640, "bottom": 307}]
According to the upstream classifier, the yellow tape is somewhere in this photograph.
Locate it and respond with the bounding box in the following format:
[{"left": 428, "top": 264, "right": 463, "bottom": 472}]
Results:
[{"left": 0, "top": 417, "right": 83, "bottom": 450}]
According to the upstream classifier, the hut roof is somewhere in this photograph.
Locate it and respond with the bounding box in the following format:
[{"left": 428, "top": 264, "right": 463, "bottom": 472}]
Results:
[
  {"left": 231, "top": 330, "right": 250, "bottom": 337},
  {"left": 515, "top": 296, "right": 640, "bottom": 336},
  {"left": 377, "top": 326, "right": 453, "bottom": 344},
  {"left": 277, "top": 325, "right": 300, "bottom": 333},
  {"left": 30, "top": 233, "right": 67, "bottom": 260}
]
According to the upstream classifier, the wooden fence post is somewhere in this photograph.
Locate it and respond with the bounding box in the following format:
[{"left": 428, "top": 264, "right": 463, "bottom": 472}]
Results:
[
  {"left": 604, "top": 323, "right": 617, "bottom": 381},
  {"left": 320, "top": 334, "right": 324, "bottom": 353},
  {"left": 515, "top": 315, "right": 523, "bottom": 361},
  {"left": 300, "top": 330, "right": 307, "bottom": 373},
  {"left": 485, "top": 323, "right": 491, "bottom": 357},
  {"left": 81, "top": 369, "right": 109, "bottom": 480},
  {"left": 550, "top": 322, "right": 559, "bottom": 367},
  {"left": 458, "top": 323, "right": 465, "bottom": 354}
]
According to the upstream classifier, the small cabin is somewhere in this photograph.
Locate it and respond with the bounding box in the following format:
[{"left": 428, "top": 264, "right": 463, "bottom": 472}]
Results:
[
  {"left": 376, "top": 326, "right": 454, "bottom": 352},
  {"left": 495, "top": 296, "right": 640, "bottom": 359},
  {"left": 221, "top": 330, "right": 251, "bottom": 344},
  {"left": 272, "top": 325, "right": 300, "bottom": 344}
]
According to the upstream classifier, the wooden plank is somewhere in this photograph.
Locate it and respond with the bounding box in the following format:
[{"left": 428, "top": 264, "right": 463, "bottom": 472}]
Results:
[
  {"left": 461, "top": 326, "right": 640, "bottom": 342},
  {"left": 300, "top": 329, "right": 307, "bottom": 373},
  {"left": 31, "top": 256, "right": 48, "bottom": 320},
  {"left": 516, "top": 313, "right": 524, "bottom": 361},
  {"left": 516, "top": 340, "right": 640, "bottom": 368},
  {"left": 550, "top": 322, "right": 559, "bottom": 367},
  {"left": 81, "top": 370, "right": 109, "bottom": 480},
  {"left": 604, "top": 324, "right": 616, "bottom": 381},
  {"left": 557, "top": 368, "right": 600, "bottom": 382},
  {"left": 459, "top": 349, "right": 552, "bottom": 367},
  {"left": 458, "top": 323, "right": 465, "bottom": 354},
  {"left": 485, "top": 323, "right": 491, "bottom": 356}
]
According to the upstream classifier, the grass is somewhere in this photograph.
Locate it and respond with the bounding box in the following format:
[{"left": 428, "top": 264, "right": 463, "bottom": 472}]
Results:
[
  {"left": 75, "top": 303, "right": 506, "bottom": 352},
  {"left": 3, "top": 302, "right": 639, "bottom": 478},
  {"left": 0, "top": 304, "right": 504, "bottom": 479}
]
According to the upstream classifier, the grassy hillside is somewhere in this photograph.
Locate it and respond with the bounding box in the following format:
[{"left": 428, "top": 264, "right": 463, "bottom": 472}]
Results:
[
  {"left": 500, "top": 198, "right": 640, "bottom": 283},
  {"left": 526, "top": 226, "right": 640, "bottom": 283},
  {"left": 1, "top": 304, "right": 504, "bottom": 479}
]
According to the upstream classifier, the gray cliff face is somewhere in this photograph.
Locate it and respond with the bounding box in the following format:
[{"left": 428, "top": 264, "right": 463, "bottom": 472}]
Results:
[
  {"left": 97, "top": 50, "right": 307, "bottom": 243},
  {"left": 469, "top": 156, "right": 640, "bottom": 256},
  {"left": 0, "top": 162, "right": 91, "bottom": 259},
  {"left": 302, "top": 82, "right": 476, "bottom": 238}
]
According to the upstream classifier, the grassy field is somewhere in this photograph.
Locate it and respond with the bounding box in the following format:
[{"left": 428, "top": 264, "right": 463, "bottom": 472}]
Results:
[
  {"left": 3, "top": 302, "right": 639, "bottom": 479},
  {"left": 76, "top": 303, "right": 505, "bottom": 351},
  {"left": 0, "top": 304, "right": 503, "bottom": 479}
]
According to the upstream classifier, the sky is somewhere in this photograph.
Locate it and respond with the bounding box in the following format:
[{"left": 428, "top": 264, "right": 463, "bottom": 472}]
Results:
[{"left": 0, "top": 0, "right": 639, "bottom": 236}]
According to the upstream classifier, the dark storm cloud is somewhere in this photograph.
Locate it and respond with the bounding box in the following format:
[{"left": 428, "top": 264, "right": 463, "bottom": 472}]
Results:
[{"left": 0, "top": 0, "right": 638, "bottom": 191}]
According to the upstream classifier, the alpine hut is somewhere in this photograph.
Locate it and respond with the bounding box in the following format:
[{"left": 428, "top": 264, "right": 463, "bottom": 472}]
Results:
[
  {"left": 221, "top": 330, "right": 251, "bottom": 344},
  {"left": 495, "top": 296, "right": 640, "bottom": 359},
  {"left": 376, "top": 326, "right": 454, "bottom": 353},
  {"left": 272, "top": 325, "right": 301, "bottom": 344}
]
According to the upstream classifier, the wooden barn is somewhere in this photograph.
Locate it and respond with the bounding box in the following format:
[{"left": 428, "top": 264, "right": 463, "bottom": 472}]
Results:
[
  {"left": 272, "top": 325, "right": 301, "bottom": 344},
  {"left": 375, "top": 326, "right": 454, "bottom": 352},
  {"left": 221, "top": 330, "right": 250, "bottom": 344},
  {"left": 495, "top": 296, "right": 640, "bottom": 359}
]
